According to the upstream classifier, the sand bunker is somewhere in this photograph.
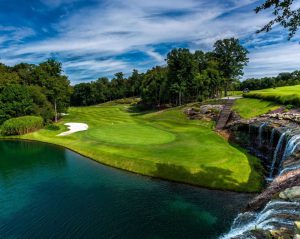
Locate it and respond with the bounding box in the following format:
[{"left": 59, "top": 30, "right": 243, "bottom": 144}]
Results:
[{"left": 57, "top": 123, "right": 88, "bottom": 136}]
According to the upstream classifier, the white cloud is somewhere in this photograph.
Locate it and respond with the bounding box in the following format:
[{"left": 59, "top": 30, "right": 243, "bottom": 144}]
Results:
[
  {"left": 1, "top": 0, "right": 299, "bottom": 82},
  {"left": 244, "top": 42, "right": 300, "bottom": 78}
]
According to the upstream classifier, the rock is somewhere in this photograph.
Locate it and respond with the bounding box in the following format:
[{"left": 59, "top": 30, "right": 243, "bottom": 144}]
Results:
[
  {"left": 184, "top": 105, "right": 224, "bottom": 121},
  {"left": 246, "top": 174, "right": 300, "bottom": 211},
  {"left": 199, "top": 104, "right": 223, "bottom": 114},
  {"left": 279, "top": 186, "right": 300, "bottom": 200},
  {"left": 295, "top": 221, "right": 300, "bottom": 234}
]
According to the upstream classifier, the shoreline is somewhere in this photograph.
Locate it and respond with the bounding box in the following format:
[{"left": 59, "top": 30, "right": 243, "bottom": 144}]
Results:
[{"left": 0, "top": 137, "right": 260, "bottom": 194}]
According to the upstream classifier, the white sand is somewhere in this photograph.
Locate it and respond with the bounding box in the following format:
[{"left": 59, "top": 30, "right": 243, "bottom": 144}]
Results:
[{"left": 57, "top": 123, "right": 89, "bottom": 136}]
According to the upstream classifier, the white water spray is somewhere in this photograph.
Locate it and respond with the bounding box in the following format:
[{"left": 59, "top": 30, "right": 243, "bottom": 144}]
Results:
[
  {"left": 269, "top": 131, "right": 288, "bottom": 178},
  {"left": 219, "top": 200, "right": 300, "bottom": 239}
]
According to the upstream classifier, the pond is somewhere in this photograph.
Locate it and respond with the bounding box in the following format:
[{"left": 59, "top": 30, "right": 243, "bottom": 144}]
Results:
[{"left": 0, "top": 140, "right": 253, "bottom": 239}]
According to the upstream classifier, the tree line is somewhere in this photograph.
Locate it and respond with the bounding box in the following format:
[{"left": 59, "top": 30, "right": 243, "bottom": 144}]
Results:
[
  {"left": 0, "top": 37, "right": 252, "bottom": 124},
  {"left": 240, "top": 71, "right": 300, "bottom": 91},
  {"left": 71, "top": 37, "right": 249, "bottom": 108}
]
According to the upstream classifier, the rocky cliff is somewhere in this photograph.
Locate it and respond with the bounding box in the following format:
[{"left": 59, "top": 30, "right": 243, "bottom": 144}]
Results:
[{"left": 221, "top": 114, "right": 300, "bottom": 239}]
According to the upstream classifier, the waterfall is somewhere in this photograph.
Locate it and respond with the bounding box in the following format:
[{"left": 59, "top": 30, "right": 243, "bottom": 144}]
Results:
[
  {"left": 219, "top": 200, "right": 300, "bottom": 239},
  {"left": 282, "top": 134, "right": 300, "bottom": 161},
  {"left": 258, "top": 123, "right": 266, "bottom": 147},
  {"left": 279, "top": 164, "right": 300, "bottom": 176},
  {"left": 222, "top": 124, "right": 300, "bottom": 239},
  {"left": 269, "top": 128, "right": 276, "bottom": 148},
  {"left": 269, "top": 131, "right": 288, "bottom": 178}
]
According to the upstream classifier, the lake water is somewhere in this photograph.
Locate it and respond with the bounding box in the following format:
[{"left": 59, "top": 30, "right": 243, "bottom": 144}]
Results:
[{"left": 0, "top": 140, "right": 253, "bottom": 239}]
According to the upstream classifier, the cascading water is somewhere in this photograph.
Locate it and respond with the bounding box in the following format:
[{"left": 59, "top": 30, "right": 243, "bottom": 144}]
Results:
[
  {"left": 219, "top": 200, "right": 300, "bottom": 239},
  {"left": 269, "top": 130, "right": 288, "bottom": 178},
  {"left": 269, "top": 128, "right": 276, "bottom": 148},
  {"left": 281, "top": 134, "right": 300, "bottom": 163},
  {"left": 224, "top": 122, "right": 300, "bottom": 239},
  {"left": 258, "top": 123, "right": 267, "bottom": 147},
  {"left": 280, "top": 164, "right": 300, "bottom": 176}
]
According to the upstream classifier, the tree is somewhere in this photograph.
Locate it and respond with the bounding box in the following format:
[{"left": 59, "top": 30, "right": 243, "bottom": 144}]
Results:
[
  {"left": 34, "top": 59, "right": 72, "bottom": 122},
  {"left": 0, "top": 84, "right": 53, "bottom": 124},
  {"left": 256, "top": 0, "right": 300, "bottom": 39},
  {"left": 127, "top": 69, "right": 143, "bottom": 97},
  {"left": 0, "top": 64, "right": 21, "bottom": 87},
  {"left": 213, "top": 38, "right": 249, "bottom": 96},
  {"left": 71, "top": 83, "right": 97, "bottom": 106},
  {"left": 167, "top": 48, "right": 196, "bottom": 105},
  {"left": 12, "top": 63, "right": 36, "bottom": 85},
  {"left": 141, "top": 66, "right": 168, "bottom": 108}
]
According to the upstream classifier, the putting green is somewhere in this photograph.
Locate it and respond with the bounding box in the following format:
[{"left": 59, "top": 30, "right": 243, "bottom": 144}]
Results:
[
  {"left": 87, "top": 124, "right": 175, "bottom": 145},
  {"left": 2, "top": 103, "right": 263, "bottom": 192}
]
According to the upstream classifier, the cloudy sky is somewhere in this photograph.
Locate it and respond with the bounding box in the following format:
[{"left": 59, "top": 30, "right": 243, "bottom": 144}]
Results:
[{"left": 1, "top": 0, "right": 300, "bottom": 83}]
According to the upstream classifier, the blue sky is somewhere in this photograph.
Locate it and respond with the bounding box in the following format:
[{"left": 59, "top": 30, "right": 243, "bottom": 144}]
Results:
[{"left": 1, "top": 0, "right": 300, "bottom": 83}]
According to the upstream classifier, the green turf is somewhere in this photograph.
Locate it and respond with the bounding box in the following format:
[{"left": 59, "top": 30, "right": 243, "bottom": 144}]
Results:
[
  {"left": 245, "top": 85, "right": 300, "bottom": 106},
  {"left": 233, "top": 98, "right": 280, "bottom": 119},
  {"left": 0, "top": 104, "right": 263, "bottom": 192}
]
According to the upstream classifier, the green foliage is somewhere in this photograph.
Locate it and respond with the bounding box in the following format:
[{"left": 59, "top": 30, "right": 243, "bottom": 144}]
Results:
[
  {"left": 256, "top": 0, "right": 300, "bottom": 39},
  {"left": 113, "top": 98, "right": 140, "bottom": 105},
  {"left": 0, "top": 84, "right": 54, "bottom": 124},
  {"left": 240, "top": 71, "right": 300, "bottom": 90},
  {"left": 245, "top": 85, "right": 300, "bottom": 106},
  {"left": 70, "top": 38, "right": 249, "bottom": 109},
  {"left": 71, "top": 71, "right": 143, "bottom": 106},
  {"left": 1, "top": 116, "right": 43, "bottom": 136},
  {"left": 213, "top": 38, "right": 249, "bottom": 96},
  {"left": 286, "top": 104, "right": 294, "bottom": 109},
  {"left": 0, "top": 59, "right": 71, "bottom": 123},
  {"left": 141, "top": 66, "right": 168, "bottom": 108},
  {"left": 44, "top": 124, "right": 60, "bottom": 131}
]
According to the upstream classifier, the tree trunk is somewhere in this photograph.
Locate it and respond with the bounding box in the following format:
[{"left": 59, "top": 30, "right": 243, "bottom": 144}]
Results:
[
  {"left": 224, "top": 82, "right": 228, "bottom": 97},
  {"left": 54, "top": 99, "right": 58, "bottom": 123},
  {"left": 179, "top": 90, "right": 182, "bottom": 106}
]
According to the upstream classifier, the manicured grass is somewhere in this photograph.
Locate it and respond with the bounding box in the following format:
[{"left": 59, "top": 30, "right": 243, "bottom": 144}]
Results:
[
  {"left": 233, "top": 98, "right": 280, "bottom": 119},
  {"left": 0, "top": 103, "right": 263, "bottom": 192},
  {"left": 245, "top": 85, "right": 300, "bottom": 106}
]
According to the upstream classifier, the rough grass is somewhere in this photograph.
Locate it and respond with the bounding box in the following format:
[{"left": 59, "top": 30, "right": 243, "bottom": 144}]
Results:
[
  {"left": 1, "top": 116, "right": 43, "bottom": 136},
  {"left": 233, "top": 98, "right": 280, "bottom": 119},
  {"left": 245, "top": 85, "right": 300, "bottom": 107},
  {"left": 0, "top": 104, "right": 263, "bottom": 192}
]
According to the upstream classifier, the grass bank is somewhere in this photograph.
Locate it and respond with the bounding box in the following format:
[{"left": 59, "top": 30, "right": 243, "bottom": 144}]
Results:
[
  {"left": 0, "top": 103, "right": 263, "bottom": 192},
  {"left": 244, "top": 85, "right": 300, "bottom": 107},
  {"left": 233, "top": 98, "right": 280, "bottom": 119}
]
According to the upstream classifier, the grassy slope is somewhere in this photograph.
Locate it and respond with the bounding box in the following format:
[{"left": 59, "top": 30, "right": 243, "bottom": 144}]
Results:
[
  {"left": 1, "top": 103, "right": 263, "bottom": 192},
  {"left": 233, "top": 98, "right": 280, "bottom": 119},
  {"left": 245, "top": 85, "right": 300, "bottom": 106}
]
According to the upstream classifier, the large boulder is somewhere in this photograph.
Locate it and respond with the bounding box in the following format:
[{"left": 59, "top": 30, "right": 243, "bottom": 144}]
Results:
[
  {"left": 280, "top": 186, "right": 300, "bottom": 200},
  {"left": 199, "top": 104, "right": 223, "bottom": 114}
]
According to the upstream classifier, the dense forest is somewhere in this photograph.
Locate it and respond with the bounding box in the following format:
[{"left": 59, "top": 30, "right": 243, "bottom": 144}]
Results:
[
  {"left": 0, "top": 59, "right": 72, "bottom": 124},
  {"left": 71, "top": 38, "right": 249, "bottom": 108}
]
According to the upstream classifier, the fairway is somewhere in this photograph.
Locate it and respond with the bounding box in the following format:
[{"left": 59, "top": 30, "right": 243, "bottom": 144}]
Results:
[
  {"left": 245, "top": 85, "right": 300, "bottom": 106},
  {"left": 8, "top": 103, "right": 262, "bottom": 192}
]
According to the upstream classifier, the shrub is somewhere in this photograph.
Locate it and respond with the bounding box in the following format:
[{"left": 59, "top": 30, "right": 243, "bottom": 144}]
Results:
[
  {"left": 286, "top": 104, "right": 294, "bottom": 110},
  {"left": 114, "top": 98, "right": 140, "bottom": 104},
  {"left": 44, "top": 124, "right": 60, "bottom": 131},
  {"left": 1, "top": 116, "right": 43, "bottom": 136}
]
